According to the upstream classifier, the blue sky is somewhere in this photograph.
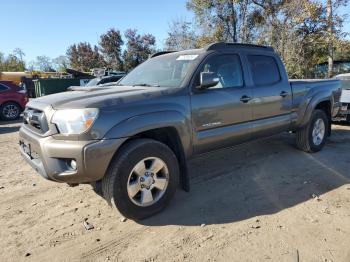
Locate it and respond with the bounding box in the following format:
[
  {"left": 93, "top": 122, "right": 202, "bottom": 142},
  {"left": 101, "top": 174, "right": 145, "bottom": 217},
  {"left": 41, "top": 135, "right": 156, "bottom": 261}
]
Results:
[
  {"left": 1, "top": 0, "right": 194, "bottom": 62},
  {"left": 1, "top": 0, "right": 349, "bottom": 63}
]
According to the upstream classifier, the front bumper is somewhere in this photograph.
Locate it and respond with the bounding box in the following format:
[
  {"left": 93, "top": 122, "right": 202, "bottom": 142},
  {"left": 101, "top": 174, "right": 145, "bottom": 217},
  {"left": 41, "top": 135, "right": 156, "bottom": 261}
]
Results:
[{"left": 19, "top": 126, "right": 126, "bottom": 184}]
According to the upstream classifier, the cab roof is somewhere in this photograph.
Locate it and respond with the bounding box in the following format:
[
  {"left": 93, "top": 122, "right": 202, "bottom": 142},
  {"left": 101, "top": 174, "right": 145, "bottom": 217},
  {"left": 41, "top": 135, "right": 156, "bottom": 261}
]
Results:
[{"left": 151, "top": 42, "right": 274, "bottom": 58}]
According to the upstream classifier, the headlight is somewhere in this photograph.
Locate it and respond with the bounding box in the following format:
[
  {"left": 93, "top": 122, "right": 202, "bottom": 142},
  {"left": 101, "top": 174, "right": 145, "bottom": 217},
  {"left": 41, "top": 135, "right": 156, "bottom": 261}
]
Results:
[{"left": 51, "top": 108, "right": 99, "bottom": 135}]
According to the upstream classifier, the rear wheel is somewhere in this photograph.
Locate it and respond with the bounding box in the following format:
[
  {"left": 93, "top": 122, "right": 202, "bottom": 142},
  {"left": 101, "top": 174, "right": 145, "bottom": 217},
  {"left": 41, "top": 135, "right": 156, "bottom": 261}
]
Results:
[
  {"left": 102, "top": 139, "right": 179, "bottom": 220},
  {"left": 0, "top": 102, "right": 21, "bottom": 121},
  {"left": 296, "top": 109, "right": 329, "bottom": 153}
]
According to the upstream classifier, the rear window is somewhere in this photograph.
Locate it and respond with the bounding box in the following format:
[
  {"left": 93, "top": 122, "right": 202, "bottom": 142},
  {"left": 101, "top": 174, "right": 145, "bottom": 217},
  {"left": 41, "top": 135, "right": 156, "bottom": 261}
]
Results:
[{"left": 248, "top": 55, "right": 281, "bottom": 86}]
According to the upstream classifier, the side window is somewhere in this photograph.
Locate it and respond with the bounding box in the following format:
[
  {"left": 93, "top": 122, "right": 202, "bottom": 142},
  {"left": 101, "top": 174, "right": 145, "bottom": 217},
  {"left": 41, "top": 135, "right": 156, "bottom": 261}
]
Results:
[
  {"left": 198, "top": 54, "right": 243, "bottom": 89},
  {"left": 0, "top": 84, "right": 9, "bottom": 91},
  {"left": 247, "top": 55, "right": 281, "bottom": 86}
]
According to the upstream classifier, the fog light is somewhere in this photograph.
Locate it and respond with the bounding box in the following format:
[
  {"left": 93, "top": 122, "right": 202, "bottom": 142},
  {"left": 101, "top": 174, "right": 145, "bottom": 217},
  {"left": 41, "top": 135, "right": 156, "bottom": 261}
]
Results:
[{"left": 70, "top": 160, "right": 77, "bottom": 170}]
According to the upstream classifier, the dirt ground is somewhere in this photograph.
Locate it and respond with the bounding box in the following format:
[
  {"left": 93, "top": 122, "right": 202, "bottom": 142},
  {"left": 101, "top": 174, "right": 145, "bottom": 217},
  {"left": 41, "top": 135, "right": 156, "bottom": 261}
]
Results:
[{"left": 0, "top": 120, "right": 350, "bottom": 262}]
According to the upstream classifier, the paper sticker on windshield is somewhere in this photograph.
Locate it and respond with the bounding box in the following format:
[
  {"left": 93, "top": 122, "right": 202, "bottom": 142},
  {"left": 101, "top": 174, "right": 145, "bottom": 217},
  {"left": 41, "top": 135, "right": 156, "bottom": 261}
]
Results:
[{"left": 176, "top": 55, "right": 198, "bottom": 61}]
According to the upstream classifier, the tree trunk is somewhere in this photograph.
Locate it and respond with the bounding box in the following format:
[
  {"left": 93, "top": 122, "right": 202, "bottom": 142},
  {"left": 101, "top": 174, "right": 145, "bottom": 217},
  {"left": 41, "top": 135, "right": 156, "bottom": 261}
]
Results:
[{"left": 327, "top": 0, "right": 334, "bottom": 78}]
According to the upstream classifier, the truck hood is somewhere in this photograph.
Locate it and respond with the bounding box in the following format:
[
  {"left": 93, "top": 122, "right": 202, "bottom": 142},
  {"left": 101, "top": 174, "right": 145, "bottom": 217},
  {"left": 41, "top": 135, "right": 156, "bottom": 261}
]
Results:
[{"left": 27, "top": 85, "right": 175, "bottom": 110}]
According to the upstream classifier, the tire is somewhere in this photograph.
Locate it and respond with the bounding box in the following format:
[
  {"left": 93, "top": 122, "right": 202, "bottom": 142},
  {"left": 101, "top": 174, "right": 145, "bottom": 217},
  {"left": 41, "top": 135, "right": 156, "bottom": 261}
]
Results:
[
  {"left": 102, "top": 139, "right": 179, "bottom": 220},
  {"left": 91, "top": 181, "right": 103, "bottom": 198},
  {"left": 0, "top": 102, "right": 21, "bottom": 121},
  {"left": 296, "top": 109, "right": 329, "bottom": 153}
]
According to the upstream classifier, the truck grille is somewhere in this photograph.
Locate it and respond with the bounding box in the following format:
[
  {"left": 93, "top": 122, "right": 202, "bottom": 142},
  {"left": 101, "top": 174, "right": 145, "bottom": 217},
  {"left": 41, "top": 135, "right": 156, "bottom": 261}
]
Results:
[{"left": 23, "top": 108, "right": 49, "bottom": 133}]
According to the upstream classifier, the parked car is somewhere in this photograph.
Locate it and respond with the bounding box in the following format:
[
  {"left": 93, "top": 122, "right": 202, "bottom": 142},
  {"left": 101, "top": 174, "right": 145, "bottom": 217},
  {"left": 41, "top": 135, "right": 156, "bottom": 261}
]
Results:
[
  {"left": 0, "top": 81, "right": 28, "bottom": 121},
  {"left": 85, "top": 74, "right": 125, "bottom": 87},
  {"left": 19, "top": 42, "right": 341, "bottom": 220},
  {"left": 332, "top": 73, "right": 350, "bottom": 122}
]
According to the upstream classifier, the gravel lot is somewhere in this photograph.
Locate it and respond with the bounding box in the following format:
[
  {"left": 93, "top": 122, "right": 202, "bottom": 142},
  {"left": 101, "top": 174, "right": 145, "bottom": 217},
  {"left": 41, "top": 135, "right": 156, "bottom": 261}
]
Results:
[{"left": 0, "top": 120, "right": 350, "bottom": 262}]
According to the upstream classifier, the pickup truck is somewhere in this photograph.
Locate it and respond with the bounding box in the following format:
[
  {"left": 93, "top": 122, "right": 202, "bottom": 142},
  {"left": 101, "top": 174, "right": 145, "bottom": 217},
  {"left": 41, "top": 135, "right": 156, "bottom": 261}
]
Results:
[{"left": 19, "top": 42, "right": 342, "bottom": 220}]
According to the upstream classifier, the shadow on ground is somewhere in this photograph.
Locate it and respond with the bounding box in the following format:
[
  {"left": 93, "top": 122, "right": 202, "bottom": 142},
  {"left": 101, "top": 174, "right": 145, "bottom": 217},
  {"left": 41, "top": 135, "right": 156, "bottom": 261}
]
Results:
[
  {"left": 140, "top": 127, "right": 350, "bottom": 226},
  {"left": 0, "top": 119, "right": 22, "bottom": 134}
]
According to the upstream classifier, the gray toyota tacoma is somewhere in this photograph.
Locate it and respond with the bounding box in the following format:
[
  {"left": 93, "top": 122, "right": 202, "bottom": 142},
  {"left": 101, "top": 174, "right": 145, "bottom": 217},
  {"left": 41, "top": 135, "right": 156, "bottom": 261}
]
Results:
[{"left": 19, "top": 42, "right": 342, "bottom": 220}]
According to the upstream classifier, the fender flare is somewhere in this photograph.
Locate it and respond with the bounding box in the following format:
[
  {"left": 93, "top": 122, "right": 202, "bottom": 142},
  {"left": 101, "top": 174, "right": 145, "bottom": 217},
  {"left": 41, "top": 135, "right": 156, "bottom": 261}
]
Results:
[
  {"left": 297, "top": 92, "right": 333, "bottom": 128},
  {"left": 104, "top": 110, "right": 192, "bottom": 191}
]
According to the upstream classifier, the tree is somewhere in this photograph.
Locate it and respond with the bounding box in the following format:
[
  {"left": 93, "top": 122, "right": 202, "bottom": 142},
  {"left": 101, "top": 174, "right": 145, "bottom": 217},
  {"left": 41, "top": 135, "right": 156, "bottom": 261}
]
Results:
[
  {"left": 123, "top": 29, "right": 156, "bottom": 71},
  {"left": 13, "top": 48, "right": 25, "bottom": 64},
  {"left": 35, "top": 56, "right": 54, "bottom": 72},
  {"left": 52, "top": 55, "right": 70, "bottom": 72},
  {"left": 279, "top": 0, "right": 348, "bottom": 78},
  {"left": 187, "top": 0, "right": 261, "bottom": 45},
  {"left": 327, "top": 0, "right": 334, "bottom": 77},
  {"left": 66, "top": 44, "right": 79, "bottom": 70},
  {"left": 0, "top": 50, "right": 26, "bottom": 72},
  {"left": 66, "top": 42, "right": 105, "bottom": 71},
  {"left": 186, "top": 0, "right": 348, "bottom": 78},
  {"left": 251, "top": 0, "right": 287, "bottom": 47},
  {"left": 99, "top": 28, "right": 124, "bottom": 70},
  {"left": 26, "top": 60, "right": 35, "bottom": 72},
  {"left": 0, "top": 52, "right": 5, "bottom": 71},
  {"left": 165, "top": 19, "right": 198, "bottom": 50},
  {"left": 325, "top": 0, "right": 349, "bottom": 77}
]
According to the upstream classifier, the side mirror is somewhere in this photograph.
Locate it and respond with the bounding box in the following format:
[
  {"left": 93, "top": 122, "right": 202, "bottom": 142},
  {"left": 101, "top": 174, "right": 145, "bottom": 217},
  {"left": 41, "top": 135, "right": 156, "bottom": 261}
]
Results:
[{"left": 199, "top": 72, "right": 219, "bottom": 89}]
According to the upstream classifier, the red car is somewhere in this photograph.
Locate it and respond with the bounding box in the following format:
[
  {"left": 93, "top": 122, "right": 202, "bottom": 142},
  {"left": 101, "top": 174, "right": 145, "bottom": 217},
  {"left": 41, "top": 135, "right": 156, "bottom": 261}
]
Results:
[{"left": 0, "top": 81, "right": 28, "bottom": 121}]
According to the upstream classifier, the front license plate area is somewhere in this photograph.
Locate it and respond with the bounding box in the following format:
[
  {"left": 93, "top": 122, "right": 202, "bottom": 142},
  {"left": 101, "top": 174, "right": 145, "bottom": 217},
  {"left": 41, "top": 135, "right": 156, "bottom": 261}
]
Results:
[{"left": 20, "top": 140, "right": 32, "bottom": 158}]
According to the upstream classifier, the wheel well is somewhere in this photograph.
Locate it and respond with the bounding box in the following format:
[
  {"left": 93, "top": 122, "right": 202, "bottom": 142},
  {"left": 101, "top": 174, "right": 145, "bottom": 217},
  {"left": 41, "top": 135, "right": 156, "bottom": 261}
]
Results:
[
  {"left": 129, "top": 127, "right": 190, "bottom": 191},
  {"left": 315, "top": 100, "right": 331, "bottom": 136},
  {"left": 1, "top": 101, "right": 23, "bottom": 111},
  {"left": 315, "top": 101, "right": 331, "bottom": 118}
]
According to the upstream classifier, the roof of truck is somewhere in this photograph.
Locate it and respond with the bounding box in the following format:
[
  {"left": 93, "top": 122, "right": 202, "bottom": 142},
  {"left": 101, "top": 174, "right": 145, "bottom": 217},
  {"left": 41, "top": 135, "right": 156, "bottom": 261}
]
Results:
[
  {"left": 204, "top": 42, "right": 274, "bottom": 52},
  {"left": 150, "top": 42, "right": 274, "bottom": 59}
]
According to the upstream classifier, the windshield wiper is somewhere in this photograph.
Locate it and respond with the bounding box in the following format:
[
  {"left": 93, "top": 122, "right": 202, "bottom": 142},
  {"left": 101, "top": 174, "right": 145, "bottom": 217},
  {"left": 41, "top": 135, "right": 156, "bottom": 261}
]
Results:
[{"left": 132, "top": 83, "right": 160, "bottom": 87}]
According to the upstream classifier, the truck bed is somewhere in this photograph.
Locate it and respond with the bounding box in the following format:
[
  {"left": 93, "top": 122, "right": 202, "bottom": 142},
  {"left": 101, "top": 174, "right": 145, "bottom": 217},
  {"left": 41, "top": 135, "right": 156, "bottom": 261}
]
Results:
[
  {"left": 289, "top": 79, "right": 339, "bottom": 85},
  {"left": 289, "top": 79, "right": 341, "bottom": 98}
]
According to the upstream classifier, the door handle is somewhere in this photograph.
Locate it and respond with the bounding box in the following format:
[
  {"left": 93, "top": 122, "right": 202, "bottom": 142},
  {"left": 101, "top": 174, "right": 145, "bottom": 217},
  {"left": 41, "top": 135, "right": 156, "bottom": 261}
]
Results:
[
  {"left": 280, "top": 91, "right": 288, "bottom": 98},
  {"left": 240, "top": 95, "right": 252, "bottom": 103}
]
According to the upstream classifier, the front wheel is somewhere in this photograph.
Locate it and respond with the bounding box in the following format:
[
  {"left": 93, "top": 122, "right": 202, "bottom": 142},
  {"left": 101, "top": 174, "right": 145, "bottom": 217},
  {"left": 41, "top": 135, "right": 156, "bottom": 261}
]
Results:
[
  {"left": 296, "top": 109, "right": 329, "bottom": 153},
  {"left": 102, "top": 139, "right": 179, "bottom": 220}
]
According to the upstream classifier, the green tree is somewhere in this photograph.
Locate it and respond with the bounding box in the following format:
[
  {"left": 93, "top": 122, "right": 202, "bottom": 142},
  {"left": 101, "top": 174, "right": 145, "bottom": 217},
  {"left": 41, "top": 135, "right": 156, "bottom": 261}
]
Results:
[
  {"left": 123, "top": 29, "right": 156, "bottom": 71},
  {"left": 0, "top": 49, "right": 26, "bottom": 72},
  {"left": 52, "top": 55, "right": 70, "bottom": 72},
  {"left": 165, "top": 19, "right": 198, "bottom": 50},
  {"left": 13, "top": 48, "right": 25, "bottom": 64},
  {"left": 35, "top": 55, "right": 55, "bottom": 72},
  {"left": 99, "top": 28, "right": 124, "bottom": 70},
  {"left": 279, "top": 0, "right": 348, "bottom": 78},
  {"left": 0, "top": 52, "right": 5, "bottom": 71},
  {"left": 66, "top": 42, "right": 105, "bottom": 71},
  {"left": 186, "top": 0, "right": 348, "bottom": 78},
  {"left": 187, "top": 0, "right": 261, "bottom": 44}
]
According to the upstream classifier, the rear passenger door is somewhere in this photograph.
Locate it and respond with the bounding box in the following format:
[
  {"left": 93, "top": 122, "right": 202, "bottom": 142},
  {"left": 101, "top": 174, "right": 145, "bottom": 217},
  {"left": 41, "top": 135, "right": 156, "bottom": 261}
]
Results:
[{"left": 246, "top": 54, "right": 292, "bottom": 137}]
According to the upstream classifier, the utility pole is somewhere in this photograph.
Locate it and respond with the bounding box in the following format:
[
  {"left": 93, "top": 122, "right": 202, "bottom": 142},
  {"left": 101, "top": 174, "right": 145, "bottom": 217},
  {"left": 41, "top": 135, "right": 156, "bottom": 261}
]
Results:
[{"left": 327, "top": 0, "right": 334, "bottom": 78}]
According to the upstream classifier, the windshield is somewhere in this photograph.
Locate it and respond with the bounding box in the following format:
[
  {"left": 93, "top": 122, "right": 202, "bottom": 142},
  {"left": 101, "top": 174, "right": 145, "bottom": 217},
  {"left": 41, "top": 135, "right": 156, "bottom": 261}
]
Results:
[
  {"left": 118, "top": 52, "right": 200, "bottom": 88},
  {"left": 86, "top": 78, "right": 101, "bottom": 87}
]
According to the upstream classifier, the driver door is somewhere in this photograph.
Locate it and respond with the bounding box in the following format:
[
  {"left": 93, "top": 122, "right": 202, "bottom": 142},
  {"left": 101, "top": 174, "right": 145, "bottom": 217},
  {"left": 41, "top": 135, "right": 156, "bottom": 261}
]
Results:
[{"left": 190, "top": 53, "right": 253, "bottom": 154}]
